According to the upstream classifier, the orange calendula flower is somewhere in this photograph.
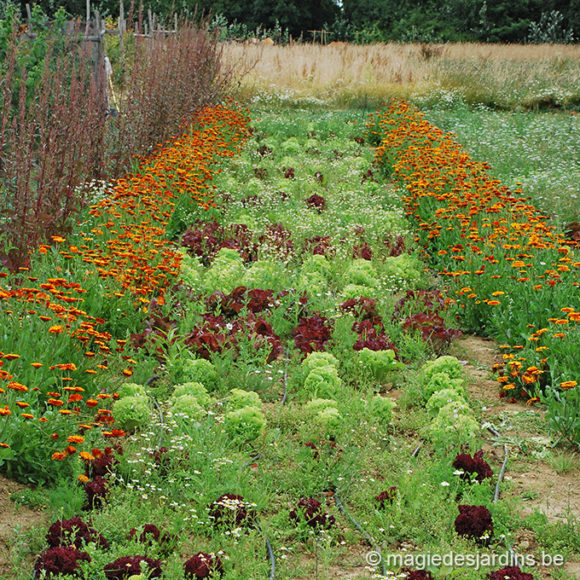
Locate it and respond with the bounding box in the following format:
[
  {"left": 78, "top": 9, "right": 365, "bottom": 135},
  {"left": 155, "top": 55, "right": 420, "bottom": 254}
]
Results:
[
  {"left": 15, "top": 402, "right": 29, "bottom": 408},
  {"left": 2, "top": 354, "right": 20, "bottom": 360},
  {"left": 0, "top": 406, "right": 11, "bottom": 416},
  {"left": 0, "top": 443, "right": 9, "bottom": 448},
  {"left": 51, "top": 235, "right": 66, "bottom": 243},
  {"left": 22, "top": 413, "right": 34, "bottom": 419},
  {"left": 487, "top": 300, "right": 501, "bottom": 306},
  {"left": 31, "top": 362, "right": 43, "bottom": 368},
  {"left": 85, "top": 399, "right": 99, "bottom": 407},
  {"left": 52, "top": 452, "right": 66, "bottom": 461},
  {"left": 560, "top": 381, "right": 577, "bottom": 389},
  {"left": 48, "top": 325, "right": 64, "bottom": 334},
  {"left": 78, "top": 474, "right": 89, "bottom": 483},
  {"left": 50, "top": 363, "right": 77, "bottom": 371},
  {"left": 7, "top": 382, "right": 27, "bottom": 392},
  {"left": 47, "top": 398, "right": 64, "bottom": 406},
  {"left": 67, "top": 435, "right": 85, "bottom": 444},
  {"left": 79, "top": 451, "right": 94, "bottom": 461},
  {"left": 122, "top": 368, "right": 133, "bottom": 377}
]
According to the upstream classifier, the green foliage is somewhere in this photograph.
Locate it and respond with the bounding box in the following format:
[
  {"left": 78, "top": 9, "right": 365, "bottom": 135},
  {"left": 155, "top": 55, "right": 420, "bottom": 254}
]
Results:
[
  {"left": 420, "top": 356, "right": 465, "bottom": 386},
  {"left": 305, "top": 398, "right": 342, "bottom": 435},
  {"left": 243, "top": 260, "right": 287, "bottom": 291},
  {"left": 368, "top": 395, "right": 396, "bottom": 425},
  {"left": 224, "top": 406, "right": 267, "bottom": 442},
  {"left": 203, "top": 248, "right": 246, "bottom": 294},
  {"left": 422, "top": 372, "right": 466, "bottom": 402},
  {"left": 426, "top": 388, "right": 468, "bottom": 418},
  {"left": 301, "top": 351, "right": 340, "bottom": 375},
  {"left": 169, "top": 395, "right": 204, "bottom": 421},
  {"left": 112, "top": 396, "right": 151, "bottom": 432},
  {"left": 344, "top": 259, "right": 379, "bottom": 288},
  {"left": 228, "top": 388, "right": 262, "bottom": 411},
  {"left": 302, "top": 365, "right": 343, "bottom": 399},
  {"left": 383, "top": 254, "right": 425, "bottom": 288},
  {"left": 428, "top": 401, "right": 479, "bottom": 445},
  {"left": 117, "top": 383, "right": 147, "bottom": 399},
  {"left": 172, "top": 382, "right": 212, "bottom": 407},
  {"left": 357, "top": 348, "right": 403, "bottom": 382},
  {"left": 173, "top": 358, "right": 218, "bottom": 392}
]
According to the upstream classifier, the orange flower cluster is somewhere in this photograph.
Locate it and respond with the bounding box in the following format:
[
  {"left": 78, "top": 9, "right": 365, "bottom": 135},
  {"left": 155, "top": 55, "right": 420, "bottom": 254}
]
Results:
[
  {"left": 374, "top": 100, "right": 578, "bottom": 399},
  {"left": 0, "top": 104, "right": 250, "bottom": 456}
]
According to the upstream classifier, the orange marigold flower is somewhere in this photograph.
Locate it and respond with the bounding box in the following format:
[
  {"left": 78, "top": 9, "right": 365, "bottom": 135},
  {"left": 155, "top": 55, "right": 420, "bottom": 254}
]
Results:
[
  {"left": 97, "top": 394, "right": 111, "bottom": 399},
  {"left": 2, "top": 354, "right": 20, "bottom": 360},
  {"left": 15, "top": 402, "right": 29, "bottom": 408},
  {"left": 67, "top": 435, "right": 85, "bottom": 444},
  {"left": 122, "top": 368, "right": 133, "bottom": 377},
  {"left": 48, "top": 325, "right": 64, "bottom": 334},
  {"left": 487, "top": 300, "right": 501, "bottom": 306},
  {"left": 503, "top": 384, "right": 516, "bottom": 390},
  {"left": 86, "top": 399, "right": 98, "bottom": 407},
  {"left": 52, "top": 452, "right": 66, "bottom": 461},
  {"left": 31, "top": 362, "right": 44, "bottom": 368},
  {"left": 51, "top": 235, "right": 66, "bottom": 243},
  {"left": 0, "top": 406, "right": 11, "bottom": 416},
  {"left": 22, "top": 413, "right": 34, "bottom": 419},
  {"left": 78, "top": 474, "right": 89, "bottom": 483},
  {"left": 47, "top": 398, "right": 64, "bottom": 406},
  {"left": 7, "top": 382, "right": 28, "bottom": 392},
  {"left": 560, "top": 381, "right": 577, "bottom": 389},
  {"left": 85, "top": 369, "right": 98, "bottom": 374},
  {"left": 65, "top": 446, "right": 76, "bottom": 455}
]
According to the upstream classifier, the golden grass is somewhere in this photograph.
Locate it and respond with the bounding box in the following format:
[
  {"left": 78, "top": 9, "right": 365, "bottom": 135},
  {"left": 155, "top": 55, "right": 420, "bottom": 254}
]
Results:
[{"left": 222, "top": 42, "right": 580, "bottom": 108}]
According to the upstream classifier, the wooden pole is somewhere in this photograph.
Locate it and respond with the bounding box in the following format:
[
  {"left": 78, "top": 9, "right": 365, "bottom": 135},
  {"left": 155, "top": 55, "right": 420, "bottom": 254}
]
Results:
[{"left": 119, "top": 0, "right": 125, "bottom": 73}]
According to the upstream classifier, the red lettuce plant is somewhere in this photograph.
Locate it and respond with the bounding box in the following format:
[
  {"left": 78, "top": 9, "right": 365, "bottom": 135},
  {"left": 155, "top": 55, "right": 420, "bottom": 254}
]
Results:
[
  {"left": 82, "top": 475, "right": 109, "bottom": 511},
  {"left": 184, "top": 552, "right": 224, "bottom": 578},
  {"left": 352, "top": 242, "right": 373, "bottom": 260},
  {"left": 375, "top": 487, "right": 398, "bottom": 508},
  {"left": 34, "top": 546, "right": 91, "bottom": 577},
  {"left": 292, "top": 314, "right": 333, "bottom": 355},
  {"left": 84, "top": 446, "right": 119, "bottom": 478},
  {"left": 454, "top": 504, "right": 493, "bottom": 543},
  {"left": 453, "top": 450, "right": 493, "bottom": 483},
  {"left": 303, "top": 235, "right": 334, "bottom": 257},
  {"left": 46, "top": 517, "right": 108, "bottom": 549},
  {"left": 306, "top": 193, "right": 326, "bottom": 212},
  {"left": 289, "top": 498, "right": 335, "bottom": 529},
  {"left": 486, "top": 566, "right": 533, "bottom": 580},
  {"left": 208, "top": 494, "right": 257, "bottom": 529},
  {"left": 103, "top": 555, "right": 162, "bottom": 579}
]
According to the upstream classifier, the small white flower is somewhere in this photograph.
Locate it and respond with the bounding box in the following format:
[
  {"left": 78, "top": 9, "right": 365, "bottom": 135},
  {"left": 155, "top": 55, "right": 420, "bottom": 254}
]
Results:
[{"left": 441, "top": 481, "right": 450, "bottom": 487}]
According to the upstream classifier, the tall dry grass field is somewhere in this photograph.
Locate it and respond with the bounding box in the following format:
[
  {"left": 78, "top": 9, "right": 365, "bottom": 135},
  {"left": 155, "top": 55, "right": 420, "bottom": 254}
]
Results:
[{"left": 223, "top": 42, "right": 580, "bottom": 108}]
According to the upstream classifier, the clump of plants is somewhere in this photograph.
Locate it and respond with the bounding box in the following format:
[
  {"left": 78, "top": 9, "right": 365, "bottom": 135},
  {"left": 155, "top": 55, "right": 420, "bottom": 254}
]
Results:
[
  {"left": 103, "top": 555, "right": 163, "bottom": 579},
  {"left": 289, "top": 498, "right": 336, "bottom": 529},
  {"left": 34, "top": 546, "right": 91, "bottom": 577},
  {"left": 45, "top": 517, "right": 109, "bottom": 549},
  {"left": 208, "top": 494, "right": 257, "bottom": 528},
  {"left": 454, "top": 504, "right": 493, "bottom": 544},
  {"left": 303, "top": 364, "right": 343, "bottom": 399},
  {"left": 357, "top": 348, "right": 403, "bottom": 381},
  {"left": 112, "top": 396, "right": 151, "bottom": 432},
  {"left": 183, "top": 552, "right": 224, "bottom": 579},
  {"left": 453, "top": 450, "right": 493, "bottom": 483},
  {"left": 375, "top": 486, "right": 398, "bottom": 508}
]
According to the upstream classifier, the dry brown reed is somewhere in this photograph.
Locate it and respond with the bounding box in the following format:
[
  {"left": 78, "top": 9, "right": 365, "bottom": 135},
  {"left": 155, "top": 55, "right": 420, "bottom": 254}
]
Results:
[{"left": 223, "top": 42, "right": 580, "bottom": 108}]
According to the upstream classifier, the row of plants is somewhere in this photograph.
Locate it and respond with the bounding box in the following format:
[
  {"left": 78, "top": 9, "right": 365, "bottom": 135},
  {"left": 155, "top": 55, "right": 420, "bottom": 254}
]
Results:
[
  {"left": 3, "top": 107, "right": 577, "bottom": 578},
  {"left": 0, "top": 103, "right": 250, "bottom": 483},
  {"left": 372, "top": 100, "right": 579, "bottom": 448}
]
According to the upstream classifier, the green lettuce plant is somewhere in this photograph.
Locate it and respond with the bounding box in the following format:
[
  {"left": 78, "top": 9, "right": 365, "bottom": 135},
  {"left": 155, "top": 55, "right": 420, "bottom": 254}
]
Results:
[
  {"left": 301, "top": 352, "right": 339, "bottom": 375},
  {"left": 172, "top": 382, "right": 211, "bottom": 407},
  {"left": 112, "top": 396, "right": 151, "bottom": 432},
  {"left": 174, "top": 358, "right": 218, "bottom": 392},
  {"left": 224, "top": 406, "right": 267, "bottom": 442},
  {"left": 358, "top": 348, "right": 404, "bottom": 381},
  {"left": 426, "top": 388, "right": 468, "bottom": 418},
  {"left": 169, "top": 395, "right": 205, "bottom": 421},
  {"left": 428, "top": 401, "right": 480, "bottom": 445},
  {"left": 368, "top": 395, "right": 397, "bottom": 425},
  {"left": 303, "top": 365, "right": 343, "bottom": 399},
  {"left": 228, "top": 388, "right": 262, "bottom": 411},
  {"left": 423, "top": 372, "right": 466, "bottom": 402},
  {"left": 203, "top": 247, "right": 245, "bottom": 294},
  {"left": 117, "top": 383, "right": 148, "bottom": 399}
]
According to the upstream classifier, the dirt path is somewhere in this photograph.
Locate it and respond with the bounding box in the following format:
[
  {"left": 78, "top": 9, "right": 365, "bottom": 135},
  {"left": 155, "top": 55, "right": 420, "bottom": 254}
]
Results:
[{"left": 0, "top": 475, "right": 47, "bottom": 577}]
